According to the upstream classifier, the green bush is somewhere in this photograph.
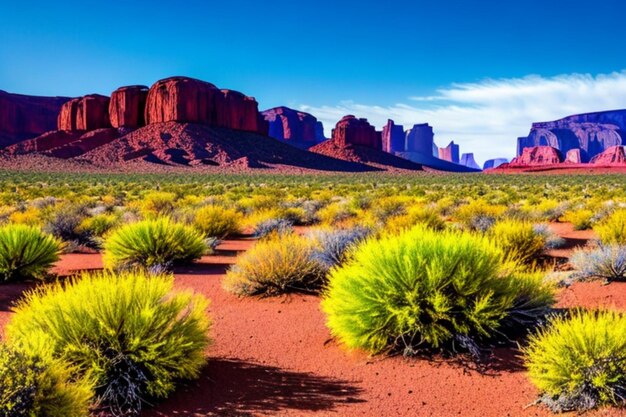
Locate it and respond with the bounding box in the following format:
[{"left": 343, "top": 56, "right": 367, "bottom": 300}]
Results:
[
  {"left": 6, "top": 270, "right": 210, "bottom": 416},
  {"left": 224, "top": 232, "right": 323, "bottom": 296},
  {"left": 488, "top": 220, "right": 546, "bottom": 266},
  {"left": 525, "top": 310, "right": 626, "bottom": 412},
  {"left": 321, "top": 226, "right": 554, "bottom": 355},
  {"left": 193, "top": 205, "right": 242, "bottom": 238},
  {"left": 0, "top": 224, "right": 61, "bottom": 282},
  {"left": 103, "top": 217, "right": 207, "bottom": 270},
  {"left": 0, "top": 342, "right": 92, "bottom": 417},
  {"left": 594, "top": 210, "right": 626, "bottom": 245}
]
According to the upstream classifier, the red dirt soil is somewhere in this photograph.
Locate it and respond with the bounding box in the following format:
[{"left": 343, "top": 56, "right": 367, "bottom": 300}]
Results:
[{"left": 1, "top": 230, "right": 626, "bottom": 416}]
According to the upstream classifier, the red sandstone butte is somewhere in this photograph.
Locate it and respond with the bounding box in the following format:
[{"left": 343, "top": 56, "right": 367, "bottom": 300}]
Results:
[
  {"left": 109, "top": 85, "right": 149, "bottom": 128},
  {"left": 144, "top": 76, "right": 264, "bottom": 134},
  {"left": 591, "top": 145, "right": 626, "bottom": 164},
  {"left": 58, "top": 95, "right": 111, "bottom": 131},
  {"left": 331, "top": 115, "right": 380, "bottom": 149},
  {"left": 510, "top": 146, "right": 563, "bottom": 165}
]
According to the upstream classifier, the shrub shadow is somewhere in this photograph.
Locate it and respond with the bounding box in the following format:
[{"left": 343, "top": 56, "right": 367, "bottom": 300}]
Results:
[
  {"left": 145, "top": 358, "right": 364, "bottom": 416},
  {"left": 0, "top": 282, "right": 34, "bottom": 312}
]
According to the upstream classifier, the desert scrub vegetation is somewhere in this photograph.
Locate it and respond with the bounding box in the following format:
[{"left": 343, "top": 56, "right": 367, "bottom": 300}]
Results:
[
  {"left": 308, "top": 227, "right": 370, "bottom": 273},
  {"left": 321, "top": 226, "right": 555, "bottom": 356},
  {"left": 224, "top": 232, "right": 324, "bottom": 296},
  {"left": 525, "top": 310, "right": 626, "bottom": 412},
  {"left": 0, "top": 224, "right": 61, "bottom": 282},
  {"left": 562, "top": 208, "right": 595, "bottom": 230},
  {"left": 384, "top": 205, "right": 446, "bottom": 233},
  {"left": 193, "top": 205, "right": 242, "bottom": 238},
  {"left": 594, "top": 210, "right": 626, "bottom": 245},
  {"left": 0, "top": 343, "right": 92, "bottom": 417},
  {"left": 570, "top": 245, "right": 626, "bottom": 283},
  {"left": 6, "top": 270, "right": 210, "bottom": 417},
  {"left": 103, "top": 217, "right": 207, "bottom": 271},
  {"left": 487, "top": 220, "right": 547, "bottom": 266}
]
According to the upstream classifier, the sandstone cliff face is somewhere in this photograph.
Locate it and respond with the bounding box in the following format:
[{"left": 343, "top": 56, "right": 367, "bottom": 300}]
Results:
[
  {"left": 460, "top": 153, "right": 480, "bottom": 170},
  {"left": 510, "top": 146, "right": 562, "bottom": 165},
  {"left": 405, "top": 123, "right": 433, "bottom": 155},
  {"left": 517, "top": 110, "right": 626, "bottom": 159},
  {"left": 591, "top": 146, "right": 626, "bottom": 164},
  {"left": 565, "top": 148, "right": 583, "bottom": 164},
  {"left": 482, "top": 158, "right": 508, "bottom": 169},
  {"left": 381, "top": 119, "right": 405, "bottom": 153},
  {"left": 331, "top": 115, "right": 380, "bottom": 149},
  {"left": 261, "top": 106, "right": 325, "bottom": 148},
  {"left": 438, "top": 141, "right": 460, "bottom": 163},
  {"left": 58, "top": 95, "right": 111, "bottom": 131},
  {"left": 144, "top": 77, "right": 264, "bottom": 134},
  {"left": 109, "top": 85, "right": 148, "bottom": 128},
  {"left": 0, "top": 90, "right": 70, "bottom": 146}
]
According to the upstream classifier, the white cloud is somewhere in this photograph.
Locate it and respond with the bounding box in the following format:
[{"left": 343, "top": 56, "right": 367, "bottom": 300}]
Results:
[{"left": 299, "top": 71, "right": 626, "bottom": 166}]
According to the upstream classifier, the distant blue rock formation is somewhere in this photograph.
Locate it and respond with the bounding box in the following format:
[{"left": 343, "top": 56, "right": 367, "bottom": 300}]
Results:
[
  {"left": 460, "top": 153, "right": 480, "bottom": 170},
  {"left": 483, "top": 158, "right": 508, "bottom": 169}
]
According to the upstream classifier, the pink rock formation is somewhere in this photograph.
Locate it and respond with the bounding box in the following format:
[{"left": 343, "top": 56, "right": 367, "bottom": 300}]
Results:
[
  {"left": 438, "top": 141, "right": 460, "bottom": 163},
  {"left": 109, "top": 85, "right": 148, "bottom": 128},
  {"left": 58, "top": 95, "right": 111, "bottom": 131},
  {"left": 591, "top": 146, "right": 626, "bottom": 164},
  {"left": 0, "top": 90, "right": 69, "bottom": 146},
  {"left": 565, "top": 148, "right": 583, "bottom": 164},
  {"left": 261, "top": 106, "right": 325, "bottom": 148},
  {"left": 381, "top": 119, "right": 405, "bottom": 153},
  {"left": 144, "top": 76, "right": 264, "bottom": 134},
  {"left": 510, "top": 146, "right": 563, "bottom": 165},
  {"left": 331, "top": 115, "right": 380, "bottom": 149}
]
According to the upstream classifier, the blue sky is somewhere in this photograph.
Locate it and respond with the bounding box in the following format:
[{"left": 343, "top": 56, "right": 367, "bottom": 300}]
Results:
[{"left": 2, "top": 0, "right": 626, "bottom": 163}]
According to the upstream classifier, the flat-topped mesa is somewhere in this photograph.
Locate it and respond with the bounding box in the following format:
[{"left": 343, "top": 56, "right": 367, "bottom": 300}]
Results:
[
  {"left": 591, "top": 145, "right": 626, "bottom": 164},
  {"left": 460, "top": 153, "right": 480, "bottom": 170},
  {"left": 144, "top": 76, "right": 265, "bottom": 134},
  {"left": 517, "top": 109, "right": 626, "bottom": 160},
  {"left": 438, "top": 141, "right": 460, "bottom": 163},
  {"left": 510, "top": 146, "right": 563, "bottom": 165},
  {"left": 405, "top": 123, "right": 434, "bottom": 155},
  {"left": 58, "top": 94, "right": 111, "bottom": 131},
  {"left": 109, "top": 85, "right": 149, "bottom": 128},
  {"left": 261, "top": 106, "right": 325, "bottom": 148},
  {"left": 331, "top": 115, "right": 380, "bottom": 149},
  {"left": 381, "top": 119, "right": 405, "bottom": 153},
  {"left": 483, "top": 158, "right": 508, "bottom": 170}
]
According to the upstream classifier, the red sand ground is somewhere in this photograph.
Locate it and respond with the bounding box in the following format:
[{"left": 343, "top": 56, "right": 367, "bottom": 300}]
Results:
[{"left": 1, "top": 227, "right": 626, "bottom": 417}]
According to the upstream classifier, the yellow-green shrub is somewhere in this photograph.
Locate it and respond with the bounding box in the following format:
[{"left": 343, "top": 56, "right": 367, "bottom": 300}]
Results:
[
  {"left": 322, "top": 226, "right": 555, "bottom": 355},
  {"left": 193, "top": 205, "right": 242, "bottom": 238},
  {"left": 385, "top": 206, "right": 445, "bottom": 233},
  {"left": 562, "top": 209, "right": 594, "bottom": 230},
  {"left": 224, "top": 232, "right": 323, "bottom": 296},
  {"left": 454, "top": 200, "right": 506, "bottom": 230},
  {"left": 6, "top": 270, "right": 210, "bottom": 416},
  {"left": 103, "top": 218, "right": 207, "bottom": 270},
  {"left": 594, "top": 210, "right": 626, "bottom": 245},
  {"left": 139, "top": 191, "right": 177, "bottom": 217},
  {"left": 77, "top": 213, "right": 119, "bottom": 237},
  {"left": 0, "top": 224, "right": 61, "bottom": 282},
  {"left": 0, "top": 342, "right": 92, "bottom": 417},
  {"left": 525, "top": 310, "right": 626, "bottom": 412},
  {"left": 488, "top": 220, "right": 546, "bottom": 266}
]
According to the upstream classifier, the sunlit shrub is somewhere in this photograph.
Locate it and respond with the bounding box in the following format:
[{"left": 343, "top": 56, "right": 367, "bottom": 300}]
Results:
[
  {"left": 193, "top": 205, "right": 242, "bottom": 238},
  {"left": 0, "top": 224, "right": 61, "bottom": 282},
  {"left": 224, "top": 232, "right": 323, "bottom": 296},
  {"left": 454, "top": 200, "right": 506, "bottom": 230},
  {"left": 7, "top": 270, "right": 210, "bottom": 416},
  {"left": 525, "top": 310, "right": 626, "bottom": 412},
  {"left": 594, "top": 210, "right": 626, "bottom": 245},
  {"left": 253, "top": 218, "right": 293, "bottom": 239},
  {"left": 0, "top": 343, "right": 92, "bottom": 417},
  {"left": 385, "top": 206, "right": 445, "bottom": 233},
  {"left": 139, "top": 191, "right": 177, "bottom": 217},
  {"left": 103, "top": 218, "right": 207, "bottom": 270},
  {"left": 77, "top": 213, "right": 119, "bottom": 238},
  {"left": 322, "top": 226, "right": 555, "bottom": 355},
  {"left": 563, "top": 209, "right": 594, "bottom": 230},
  {"left": 488, "top": 220, "right": 546, "bottom": 266},
  {"left": 9, "top": 206, "right": 42, "bottom": 226},
  {"left": 317, "top": 201, "right": 357, "bottom": 226}
]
